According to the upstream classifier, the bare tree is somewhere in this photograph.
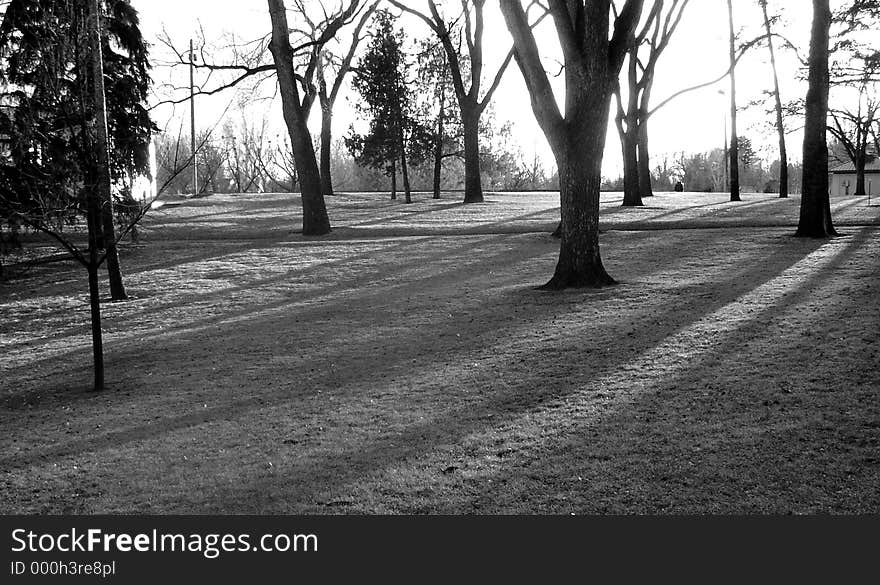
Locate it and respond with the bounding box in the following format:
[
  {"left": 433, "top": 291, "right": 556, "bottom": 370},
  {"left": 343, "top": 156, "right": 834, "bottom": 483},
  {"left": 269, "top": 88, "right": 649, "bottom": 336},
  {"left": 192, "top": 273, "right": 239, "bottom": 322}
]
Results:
[
  {"left": 501, "top": 0, "right": 645, "bottom": 289},
  {"left": 759, "top": 0, "right": 789, "bottom": 198},
  {"left": 311, "top": 2, "right": 378, "bottom": 196},
  {"left": 414, "top": 36, "right": 464, "bottom": 199},
  {"left": 828, "top": 58, "right": 880, "bottom": 196},
  {"left": 389, "top": 0, "right": 547, "bottom": 204},
  {"left": 614, "top": 0, "right": 690, "bottom": 206},
  {"left": 157, "top": 1, "right": 370, "bottom": 234},
  {"left": 725, "top": 0, "right": 741, "bottom": 202},
  {"left": 797, "top": 0, "right": 834, "bottom": 237}
]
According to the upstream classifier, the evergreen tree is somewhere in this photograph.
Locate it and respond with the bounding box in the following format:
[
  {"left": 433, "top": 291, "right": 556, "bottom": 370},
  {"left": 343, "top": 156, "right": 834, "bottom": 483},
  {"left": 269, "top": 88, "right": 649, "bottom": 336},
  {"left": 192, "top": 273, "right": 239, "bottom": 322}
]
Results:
[
  {"left": 0, "top": 0, "right": 155, "bottom": 389},
  {"left": 0, "top": 0, "right": 155, "bottom": 253},
  {"left": 348, "top": 10, "right": 428, "bottom": 203}
]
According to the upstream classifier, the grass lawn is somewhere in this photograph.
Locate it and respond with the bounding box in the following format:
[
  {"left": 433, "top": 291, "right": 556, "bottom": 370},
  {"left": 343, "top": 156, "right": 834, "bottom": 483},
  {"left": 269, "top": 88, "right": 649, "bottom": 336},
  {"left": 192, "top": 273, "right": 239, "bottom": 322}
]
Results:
[{"left": 1, "top": 190, "right": 879, "bottom": 513}]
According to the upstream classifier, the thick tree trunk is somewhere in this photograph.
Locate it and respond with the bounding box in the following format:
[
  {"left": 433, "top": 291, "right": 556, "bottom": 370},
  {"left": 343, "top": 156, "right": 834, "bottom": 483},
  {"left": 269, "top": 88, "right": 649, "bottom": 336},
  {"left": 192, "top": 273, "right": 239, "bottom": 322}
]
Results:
[
  {"left": 544, "top": 83, "right": 616, "bottom": 289},
  {"left": 637, "top": 119, "right": 654, "bottom": 197},
  {"left": 726, "top": 0, "right": 741, "bottom": 202},
  {"left": 797, "top": 0, "right": 835, "bottom": 238},
  {"left": 88, "top": 0, "right": 126, "bottom": 300},
  {"left": 267, "top": 0, "right": 331, "bottom": 235},
  {"left": 545, "top": 152, "right": 615, "bottom": 289},
  {"left": 500, "top": 0, "right": 645, "bottom": 289},
  {"left": 761, "top": 0, "right": 788, "bottom": 198},
  {"left": 461, "top": 105, "right": 484, "bottom": 203},
  {"left": 320, "top": 102, "right": 334, "bottom": 197},
  {"left": 620, "top": 123, "right": 642, "bottom": 206}
]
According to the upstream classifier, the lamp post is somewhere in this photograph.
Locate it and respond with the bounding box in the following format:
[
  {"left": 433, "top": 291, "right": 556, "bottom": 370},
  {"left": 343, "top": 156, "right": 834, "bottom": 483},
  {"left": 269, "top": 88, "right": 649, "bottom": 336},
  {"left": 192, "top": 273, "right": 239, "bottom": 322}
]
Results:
[{"left": 189, "top": 39, "right": 198, "bottom": 196}]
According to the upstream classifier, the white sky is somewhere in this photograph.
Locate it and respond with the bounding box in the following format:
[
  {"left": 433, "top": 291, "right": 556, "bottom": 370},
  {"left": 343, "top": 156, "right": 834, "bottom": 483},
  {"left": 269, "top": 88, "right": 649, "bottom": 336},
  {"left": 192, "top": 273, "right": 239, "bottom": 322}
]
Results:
[{"left": 132, "top": 0, "right": 817, "bottom": 178}]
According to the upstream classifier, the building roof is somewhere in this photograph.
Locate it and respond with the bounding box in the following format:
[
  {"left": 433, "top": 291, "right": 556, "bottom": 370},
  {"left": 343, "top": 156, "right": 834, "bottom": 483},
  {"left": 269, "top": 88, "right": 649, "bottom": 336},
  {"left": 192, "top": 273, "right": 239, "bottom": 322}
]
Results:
[{"left": 829, "top": 158, "right": 880, "bottom": 173}]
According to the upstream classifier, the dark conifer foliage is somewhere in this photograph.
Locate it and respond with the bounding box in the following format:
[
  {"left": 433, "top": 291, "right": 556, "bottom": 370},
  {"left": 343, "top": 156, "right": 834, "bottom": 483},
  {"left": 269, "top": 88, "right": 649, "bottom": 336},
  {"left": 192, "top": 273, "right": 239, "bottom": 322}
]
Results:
[
  {"left": 346, "top": 10, "right": 430, "bottom": 203},
  {"left": 0, "top": 0, "right": 156, "bottom": 223}
]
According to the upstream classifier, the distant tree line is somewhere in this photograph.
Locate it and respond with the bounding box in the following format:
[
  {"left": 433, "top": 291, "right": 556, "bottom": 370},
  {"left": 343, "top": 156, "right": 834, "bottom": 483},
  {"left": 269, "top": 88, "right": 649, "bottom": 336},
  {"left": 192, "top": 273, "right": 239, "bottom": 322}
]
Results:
[{"left": 603, "top": 140, "right": 804, "bottom": 195}]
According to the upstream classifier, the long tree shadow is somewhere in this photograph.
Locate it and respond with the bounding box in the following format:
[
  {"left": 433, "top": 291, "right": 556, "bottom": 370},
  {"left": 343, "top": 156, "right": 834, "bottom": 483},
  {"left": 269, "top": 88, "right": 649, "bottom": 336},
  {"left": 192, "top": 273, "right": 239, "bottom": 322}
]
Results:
[
  {"left": 0, "top": 225, "right": 730, "bottom": 401},
  {"left": 446, "top": 228, "right": 880, "bottom": 514},
  {"left": 234, "top": 228, "right": 872, "bottom": 514},
  {"left": 1, "top": 232, "right": 540, "bottom": 371},
  {"left": 0, "top": 230, "right": 838, "bottom": 513},
  {"left": 182, "top": 233, "right": 845, "bottom": 513}
]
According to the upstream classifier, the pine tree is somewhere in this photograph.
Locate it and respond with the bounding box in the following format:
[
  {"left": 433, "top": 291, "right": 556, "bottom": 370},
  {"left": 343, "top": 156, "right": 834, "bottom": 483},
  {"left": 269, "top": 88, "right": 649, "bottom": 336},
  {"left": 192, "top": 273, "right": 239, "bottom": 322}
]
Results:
[
  {"left": 348, "top": 10, "right": 428, "bottom": 203},
  {"left": 0, "top": 0, "right": 155, "bottom": 290}
]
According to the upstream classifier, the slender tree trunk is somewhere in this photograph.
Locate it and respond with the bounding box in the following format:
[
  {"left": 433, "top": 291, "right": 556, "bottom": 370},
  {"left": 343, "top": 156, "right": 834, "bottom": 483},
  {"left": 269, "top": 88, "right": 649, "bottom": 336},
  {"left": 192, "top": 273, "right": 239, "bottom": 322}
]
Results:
[
  {"left": 396, "top": 113, "right": 412, "bottom": 204},
  {"left": 726, "top": 0, "right": 741, "bottom": 202},
  {"left": 461, "top": 105, "right": 484, "bottom": 203},
  {"left": 620, "top": 48, "right": 644, "bottom": 206},
  {"left": 637, "top": 77, "right": 656, "bottom": 198},
  {"left": 88, "top": 0, "right": 126, "bottom": 300},
  {"left": 797, "top": 0, "right": 835, "bottom": 237},
  {"left": 433, "top": 92, "right": 445, "bottom": 200},
  {"left": 320, "top": 101, "right": 334, "bottom": 197},
  {"left": 86, "top": 185, "right": 105, "bottom": 392},
  {"left": 390, "top": 162, "right": 397, "bottom": 200},
  {"left": 400, "top": 147, "right": 412, "bottom": 204},
  {"left": 760, "top": 0, "right": 788, "bottom": 198},
  {"left": 86, "top": 261, "right": 105, "bottom": 392},
  {"left": 267, "top": 0, "right": 331, "bottom": 235}
]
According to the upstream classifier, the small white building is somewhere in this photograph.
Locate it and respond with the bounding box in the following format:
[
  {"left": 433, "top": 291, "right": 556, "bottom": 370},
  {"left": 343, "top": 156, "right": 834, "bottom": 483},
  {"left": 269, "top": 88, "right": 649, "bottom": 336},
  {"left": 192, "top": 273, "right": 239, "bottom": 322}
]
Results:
[{"left": 829, "top": 158, "right": 880, "bottom": 197}]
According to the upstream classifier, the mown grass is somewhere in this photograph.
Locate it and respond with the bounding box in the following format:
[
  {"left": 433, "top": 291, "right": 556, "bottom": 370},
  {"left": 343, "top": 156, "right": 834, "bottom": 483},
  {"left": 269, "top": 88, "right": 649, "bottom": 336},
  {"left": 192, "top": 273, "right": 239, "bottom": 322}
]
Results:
[{"left": 1, "top": 191, "right": 878, "bottom": 513}]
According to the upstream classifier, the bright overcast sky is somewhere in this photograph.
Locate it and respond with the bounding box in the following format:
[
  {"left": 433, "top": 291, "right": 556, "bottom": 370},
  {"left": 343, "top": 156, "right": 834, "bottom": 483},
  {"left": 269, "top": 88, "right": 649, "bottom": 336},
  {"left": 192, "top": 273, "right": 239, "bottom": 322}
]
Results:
[{"left": 132, "top": 0, "right": 815, "bottom": 178}]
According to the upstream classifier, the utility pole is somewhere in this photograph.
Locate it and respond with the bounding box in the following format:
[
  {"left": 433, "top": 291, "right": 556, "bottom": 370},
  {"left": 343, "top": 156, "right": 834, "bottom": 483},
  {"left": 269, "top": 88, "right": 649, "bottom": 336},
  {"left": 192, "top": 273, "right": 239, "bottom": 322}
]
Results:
[{"left": 189, "top": 38, "right": 198, "bottom": 196}]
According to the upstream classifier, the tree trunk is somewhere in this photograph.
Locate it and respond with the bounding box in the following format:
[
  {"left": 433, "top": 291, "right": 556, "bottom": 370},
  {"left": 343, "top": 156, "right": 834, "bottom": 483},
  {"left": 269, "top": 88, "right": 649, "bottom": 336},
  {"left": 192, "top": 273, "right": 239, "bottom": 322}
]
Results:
[
  {"left": 854, "top": 153, "right": 866, "bottom": 196},
  {"left": 461, "top": 105, "right": 484, "bottom": 203},
  {"left": 88, "top": 0, "right": 126, "bottom": 300},
  {"left": 320, "top": 101, "right": 334, "bottom": 197},
  {"left": 620, "top": 123, "right": 642, "bottom": 206},
  {"left": 433, "top": 93, "right": 445, "bottom": 200},
  {"left": 397, "top": 114, "right": 412, "bottom": 204},
  {"left": 86, "top": 181, "right": 105, "bottom": 392},
  {"left": 620, "top": 44, "right": 645, "bottom": 206},
  {"left": 797, "top": 0, "right": 835, "bottom": 238},
  {"left": 545, "top": 152, "right": 615, "bottom": 289},
  {"left": 390, "top": 162, "right": 397, "bottom": 200},
  {"left": 726, "top": 0, "right": 741, "bottom": 202},
  {"left": 500, "top": 0, "right": 645, "bottom": 289},
  {"left": 761, "top": 0, "right": 788, "bottom": 198},
  {"left": 86, "top": 261, "right": 105, "bottom": 393},
  {"left": 267, "top": 0, "right": 331, "bottom": 235},
  {"left": 637, "top": 118, "right": 654, "bottom": 197},
  {"left": 400, "top": 146, "right": 412, "bottom": 204},
  {"left": 544, "top": 79, "right": 617, "bottom": 289}
]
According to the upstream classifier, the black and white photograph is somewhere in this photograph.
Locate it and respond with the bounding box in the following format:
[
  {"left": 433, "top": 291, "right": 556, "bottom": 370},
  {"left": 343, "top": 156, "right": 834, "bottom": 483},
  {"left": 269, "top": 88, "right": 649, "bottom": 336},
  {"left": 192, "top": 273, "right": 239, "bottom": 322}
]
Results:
[{"left": 1, "top": 0, "right": 878, "bottom": 571}]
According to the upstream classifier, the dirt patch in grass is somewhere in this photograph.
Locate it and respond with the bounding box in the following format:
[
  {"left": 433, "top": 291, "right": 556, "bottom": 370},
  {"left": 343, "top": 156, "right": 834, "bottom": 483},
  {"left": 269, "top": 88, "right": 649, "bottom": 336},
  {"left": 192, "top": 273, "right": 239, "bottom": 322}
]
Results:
[{"left": 1, "top": 191, "right": 878, "bottom": 513}]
